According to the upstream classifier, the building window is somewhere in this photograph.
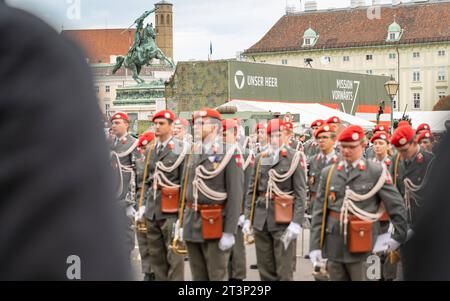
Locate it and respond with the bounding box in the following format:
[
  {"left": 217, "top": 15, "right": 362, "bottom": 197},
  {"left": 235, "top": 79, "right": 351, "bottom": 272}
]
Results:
[
  {"left": 106, "top": 86, "right": 110, "bottom": 93},
  {"left": 167, "top": 14, "right": 171, "bottom": 25},
  {"left": 366, "top": 70, "right": 373, "bottom": 75},
  {"left": 438, "top": 67, "right": 446, "bottom": 81},
  {"left": 438, "top": 50, "right": 446, "bottom": 57},
  {"left": 160, "top": 15, "right": 164, "bottom": 25},
  {"left": 105, "top": 104, "right": 110, "bottom": 111},
  {"left": 413, "top": 93, "right": 421, "bottom": 109},
  {"left": 413, "top": 70, "right": 421, "bottom": 82},
  {"left": 413, "top": 52, "right": 420, "bottom": 58},
  {"left": 343, "top": 56, "right": 350, "bottom": 62},
  {"left": 366, "top": 54, "right": 373, "bottom": 61},
  {"left": 281, "top": 59, "right": 288, "bottom": 65},
  {"left": 438, "top": 91, "right": 447, "bottom": 99},
  {"left": 304, "top": 38, "right": 311, "bottom": 46},
  {"left": 389, "top": 53, "right": 396, "bottom": 59}
]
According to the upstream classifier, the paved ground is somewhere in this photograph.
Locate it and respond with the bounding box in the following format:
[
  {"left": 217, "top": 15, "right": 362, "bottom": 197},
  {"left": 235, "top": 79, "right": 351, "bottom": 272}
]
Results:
[{"left": 131, "top": 229, "right": 315, "bottom": 281}]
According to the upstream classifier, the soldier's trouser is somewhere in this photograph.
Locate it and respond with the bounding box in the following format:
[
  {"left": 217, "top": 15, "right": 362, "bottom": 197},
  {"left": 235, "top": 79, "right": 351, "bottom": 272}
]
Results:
[
  {"left": 254, "top": 224, "right": 295, "bottom": 281},
  {"left": 186, "top": 241, "right": 231, "bottom": 281},
  {"left": 228, "top": 226, "right": 247, "bottom": 280},
  {"left": 126, "top": 215, "right": 135, "bottom": 256},
  {"left": 292, "top": 240, "right": 297, "bottom": 272},
  {"left": 136, "top": 229, "right": 152, "bottom": 274},
  {"left": 327, "top": 261, "right": 369, "bottom": 281},
  {"left": 147, "top": 217, "right": 184, "bottom": 281}
]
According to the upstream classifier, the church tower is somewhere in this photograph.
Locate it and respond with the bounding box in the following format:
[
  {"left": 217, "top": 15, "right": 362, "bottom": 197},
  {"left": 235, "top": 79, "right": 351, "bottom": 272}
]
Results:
[{"left": 154, "top": 1, "right": 173, "bottom": 60}]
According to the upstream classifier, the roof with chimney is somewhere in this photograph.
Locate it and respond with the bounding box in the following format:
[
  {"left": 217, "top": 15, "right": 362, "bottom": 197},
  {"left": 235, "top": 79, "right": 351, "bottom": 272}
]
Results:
[{"left": 245, "top": 0, "right": 450, "bottom": 55}]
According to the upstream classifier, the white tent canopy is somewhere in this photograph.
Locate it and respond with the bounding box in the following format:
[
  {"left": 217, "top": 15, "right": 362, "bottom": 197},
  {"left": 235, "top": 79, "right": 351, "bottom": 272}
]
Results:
[{"left": 218, "top": 100, "right": 375, "bottom": 130}]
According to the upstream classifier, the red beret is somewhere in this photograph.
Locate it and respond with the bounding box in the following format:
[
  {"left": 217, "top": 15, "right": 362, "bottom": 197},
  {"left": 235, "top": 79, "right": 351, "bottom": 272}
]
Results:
[
  {"left": 338, "top": 125, "right": 365, "bottom": 143},
  {"left": 221, "top": 119, "right": 239, "bottom": 132},
  {"left": 311, "top": 119, "right": 325, "bottom": 128},
  {"left": 370, "top": 132, "right": 390, "bottom": 144},
  {"left": 152, "top": 110, "right": 175, "bottom": 122},
  {"left": 373, "top": 124, "right": 389, "bottom": 134},
  {"left": 174, "top": 118, "right": 190, "bottom": 126},
  {"left": 111, "top": 112, "right": 129, "bottom": 122},
  {"left": 192, "top": 108, "right": 222, "bottom": 122},
  {"left": 397, "top": 120, "right": 411, "bottom": 128},
  {"left": 327, "top": 116, "right": 341, "bottom": 124},
  {"left": 267, "top": 119, "right": 284, "bottom": 135},
  {"left": 416, "top": 123, "right": 431, "bottom": 134},
  {"left": 314, "top": 124, "right": 336, "bottom": 138},
  {"left": 138, "top": 132, "right": 155, "bottom": 148},
  {"left": 256, "top": 122, "right": 268, "bottom": 131},
  {"left": 283, "top": 122, "right": 294, "bottom": 131},
  {"left": 391, "top": 125, "right": 415, "bottom": 148},
  {"left": 417, "top": 130, "right": 433, "bottom": 143}
]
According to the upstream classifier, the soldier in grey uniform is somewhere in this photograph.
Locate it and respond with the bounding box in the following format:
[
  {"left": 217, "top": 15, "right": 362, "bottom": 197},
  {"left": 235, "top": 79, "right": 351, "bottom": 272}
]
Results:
[
  {"left": 143, "top": 110, "right": 186, "bottom": 281},
  {"left": 222, "top": 119, "right": 249, "bottom": 281},
  {"left": 109, "top": 112, "right": 142, "bottom": 258},
  {"left": 308, "top": 124, "right": 340, "bottom": 214},
  {"left": 309, "top": 125, "right": 408, "bottom": 281},
  {"left": 243, "top": 119, "right": 307, "bottom": 281},
  {"left": 391, "top": 125, "right": 434, "bottom": 229},
  {"left": 135, "top": 132, "right": 156, "bottom": 281},
  {"left": 304, "top": 119, "right": 324, "bottom": 162},
  {"left": 182, "top": 109, "right": 244, "bottom": 281}
]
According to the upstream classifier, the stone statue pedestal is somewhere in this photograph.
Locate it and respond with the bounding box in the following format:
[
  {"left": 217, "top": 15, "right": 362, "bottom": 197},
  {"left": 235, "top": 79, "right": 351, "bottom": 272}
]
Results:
[{"left": 112, "top": 80, "right": 166, "bottom": 133}]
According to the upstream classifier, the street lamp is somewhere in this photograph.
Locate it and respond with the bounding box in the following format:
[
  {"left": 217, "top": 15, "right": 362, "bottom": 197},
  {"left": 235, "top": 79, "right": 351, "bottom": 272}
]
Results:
[{"left": 384, "top": 76, "right": 399, "bottom": 134}]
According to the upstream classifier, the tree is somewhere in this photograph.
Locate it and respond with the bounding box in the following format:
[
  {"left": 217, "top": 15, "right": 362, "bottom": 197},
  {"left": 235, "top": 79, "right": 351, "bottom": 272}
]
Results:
[{"left": 433, "top": 95, "right": 450, "bottom": 111}]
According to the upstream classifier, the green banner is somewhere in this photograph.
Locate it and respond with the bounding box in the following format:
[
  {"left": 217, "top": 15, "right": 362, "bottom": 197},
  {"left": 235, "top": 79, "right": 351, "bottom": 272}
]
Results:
[{"left": 229, "top": 61, "right": 390, "bottom": 115}]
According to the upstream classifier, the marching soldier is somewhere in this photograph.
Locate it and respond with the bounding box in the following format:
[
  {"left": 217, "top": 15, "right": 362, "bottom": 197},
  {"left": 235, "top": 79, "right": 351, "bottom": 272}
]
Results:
[
  {"left": 309, "top": 125, "right": 408, "bottom": 281},
  {"left": 391, "top": 125, "right": 434, "bottom": 229},
  {"left": 243, "top": 119, "right": 307, "bottom": 281},
  {"left": 255, "top": 122, "right": 269, "bottom": 154},
  {"left": 365, "top": 125, "right": 390, "bottom": 159},
  {"left": 222, "top": 119, "right": 248, "bottom": 281},
  {"left": 415, "top": 123, "right": 431, "bottom": 136},
  {"left": 109, "top": 112, "right": 142, "bottom": 258},
  {"left": 143, "top": 110, "right": 187, "bottom": 281},
  {"left": 417, "top": 131, "right": 434, "bottom": 153},
  {"left": 308, "top": 124, "right": 340, "bottom": 214},
  {"left": 182, "top": 108, "right": 244, "bottom": 281},
  {"left": 135, "top": 132, "right": 156, "bottom": 281},
  {"left": 173, "top": 118, "right": 192, "bottom": 144},
  {"left": 282, "top": 118, "right": 302, "bottom": 151},
  {"left": 304, "top": 119, "right": 324, "bottom": 161},
  {"left": 326, "top": 116, "right": 344, "bottom": 137}
]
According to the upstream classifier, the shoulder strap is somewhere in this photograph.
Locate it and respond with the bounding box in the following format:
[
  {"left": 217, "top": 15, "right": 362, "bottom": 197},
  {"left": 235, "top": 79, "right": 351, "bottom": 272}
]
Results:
[
  {"left": 320, "top": 164, "right": 336, "bottom": 250},
  {"left": 137, "top": 144, "right": 156, "bottom": 210},
  {"left": 393, "top": 153, "right": 401, "bottom": 187},
  {"left": 249, "top": 157, "right": 263, "bottom": 226}
]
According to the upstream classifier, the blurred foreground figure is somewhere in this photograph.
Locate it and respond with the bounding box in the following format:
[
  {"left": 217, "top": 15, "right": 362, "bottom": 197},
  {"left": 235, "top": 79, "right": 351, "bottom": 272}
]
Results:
[
  {"left": 0, "top": 3, "right": 131, "bottom": 280},
  {"left": 403, "top": 132, "right": 450, "bottom": 281}
]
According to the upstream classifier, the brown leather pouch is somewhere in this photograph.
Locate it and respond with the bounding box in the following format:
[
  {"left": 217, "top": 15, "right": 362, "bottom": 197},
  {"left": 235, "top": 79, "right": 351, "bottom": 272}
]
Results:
[
  {"left": 160, "top": 187, "right": 180, "bottom": 214},
  {"left": 200, "top": 208, "right": 223, "bottom": 240},
  {"left": 273, "top": 195, "right": 294, "bottom": 224},
  {"left": 348, "top": 220, "right": 373, "bottom": 253}
]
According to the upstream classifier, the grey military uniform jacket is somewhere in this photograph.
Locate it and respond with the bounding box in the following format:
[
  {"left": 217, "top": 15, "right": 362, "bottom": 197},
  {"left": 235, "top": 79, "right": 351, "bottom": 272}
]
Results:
[
  {"left": 144, "top": 137, "right": 187, "bottom": 221},
  {"left": 308, "top": 153, "right": 340, "bottom": 195},
  {"left": 110, "top": 134, "right": 141, "bottom": 207},
  {"left": 391, "top": 148, "right": 434, "bottom": 228},
  {"left": 244, "top": 147, "right": 307, "bottom": 232},
  {"left": 310, "top": 159, "right": 408, "bottom": 263},
  {"left": 182, "top": 142, "right": 244, "bottom": 243}
]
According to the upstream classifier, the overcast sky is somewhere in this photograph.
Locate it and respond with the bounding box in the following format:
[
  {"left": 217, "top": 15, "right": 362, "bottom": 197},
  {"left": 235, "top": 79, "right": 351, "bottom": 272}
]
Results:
[{"left": 7, "top": 0, "right": 408, "bottom": 61}]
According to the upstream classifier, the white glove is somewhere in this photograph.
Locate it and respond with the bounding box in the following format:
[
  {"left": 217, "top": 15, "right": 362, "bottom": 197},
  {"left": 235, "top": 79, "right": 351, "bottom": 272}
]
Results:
[
  {"left": 238, "top": 215, "right": 245, "bottom": 227},
  {"left": 386, "top": 238, "right": 401, "bottom": 252},
  {"left": 309, "top": 250, "right": 323, "bottom": 266},
  {"left": 135, "top": 206, "right": 146, "bottom": 221},
  {"left": 242, "top": 220, "right": 252, "bottom": 236},
  {"left": 281, "top": 222, "right": 302, "bottom": 250},
  {"left": 126, "top": 206, "right": 136, "bottom": 218},
  {"left": 218, "top": 233, "right": 235, "bottom": 251}
]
